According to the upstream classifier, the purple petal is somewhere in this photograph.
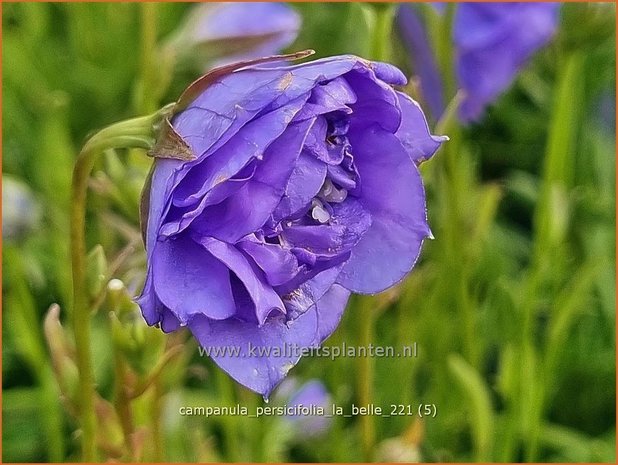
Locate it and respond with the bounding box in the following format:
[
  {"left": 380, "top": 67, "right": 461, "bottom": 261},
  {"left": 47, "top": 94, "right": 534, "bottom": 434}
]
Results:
[
  {"left": 273, "top": 151, "right": 327, "bottom": 221},
  {"left": 170, "top": 94, "right": 308, "bottom": 211},
  {"left": 188, "top": 118, "right": 314, "bottom": 242},
  {"left": 152, "top": 236, "right": 236, "bottom": 322},
  {"left": 395, "top": 92, "right": 447, "bottom": 164},
  {"left": 314, "top": 283, "right": 350, "bottom": 343},
  {"left": 345, "top": 68, "right": 402, "bottom": 133},
  {"left": 278, "top": 269, "right": 350, "bottom": 339},
  {"left": 369, "top": 60, "right": 408, "bottom": 86},
  {"left": 199, "top": 237, "right": 285, "bottom": 324},
  {"left": 188, "top": 309, "right": 318, "bottom": 397},
  {"left": 295, "top": 76, "right": 357, "bottom": 120},
  {"left": 337, "top": 125, "right": 430, "bottom": 293},
  {"left": 237, "top": 237, "right": 300, "bottom": 287}
]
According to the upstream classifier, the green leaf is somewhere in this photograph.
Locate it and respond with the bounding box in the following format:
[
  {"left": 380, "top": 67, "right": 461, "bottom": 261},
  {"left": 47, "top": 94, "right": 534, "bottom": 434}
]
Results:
[{"left": 447, "top": 354, "right": 495, "bottom": 461}]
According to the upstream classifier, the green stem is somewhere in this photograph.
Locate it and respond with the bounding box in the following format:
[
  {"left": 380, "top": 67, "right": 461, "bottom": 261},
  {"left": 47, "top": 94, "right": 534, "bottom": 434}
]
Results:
[
  {"left": 523, "top": 50, "right": 585, "bottom": 463},
  {"left": 369, "top": 4, "right": 396, "bottom": 62},
  {"left": 138, "top": 3, "right": 159, "bottom": 114},
  {"left": 113, "top": 355, "right": 135, "bottom": 459},
  {"left": 151, "top": 379, "right": 165, "bottom": 462},
  {"left": 357, "top": 296, "right": 376, "bottom": 462},
  {"left": 215, "top": 370, "right": 241, "bottom": 462},
  {"left": 70, "top": 107, "right": 171, "bottom": 461}
]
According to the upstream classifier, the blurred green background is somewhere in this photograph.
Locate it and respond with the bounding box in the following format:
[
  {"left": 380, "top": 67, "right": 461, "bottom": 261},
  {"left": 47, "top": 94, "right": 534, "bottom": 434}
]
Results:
[{"left": 2, "top": 2, "right": 616, "bottom": 463}]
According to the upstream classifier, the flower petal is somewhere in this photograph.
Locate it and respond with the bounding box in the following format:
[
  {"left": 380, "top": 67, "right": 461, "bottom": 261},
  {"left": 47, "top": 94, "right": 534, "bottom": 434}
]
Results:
[
  {"left": 171, "top": 94, "right": 309, "bottom": 210},
  {"left": 314, "top": 283, "right": 350, "bottom": 343},
  {"left": 153, "top": 236, "right": 236, "bottom": 322},
  {"left": 238, "top": 237, "right": 300, "bottom": 287},
  {"left": 280, "top": 265, "right": 347, "bottom": 319},
  {"left": 273, "top": 151, "right": 327, "bottom": 221},
  {"left": 337, "top": 124, "right": 430, "bottom": 293},
  {"left": 187, "top": 118, "right": 314, "bottom": 242},
  {"left": 199, "top": 237, "right": 286, "bottom": 324},
  {"left": 189, "top": 309, "right": 318, "bottom": 397},
  {"left": 345, "top": 68, "right": 402, "bottom": 133},
  {"left": 295, "top": 76, "right": 357, "bottom": 120},
  {"left": 395, "top": 92, "right": 447, "bottom": 164}
]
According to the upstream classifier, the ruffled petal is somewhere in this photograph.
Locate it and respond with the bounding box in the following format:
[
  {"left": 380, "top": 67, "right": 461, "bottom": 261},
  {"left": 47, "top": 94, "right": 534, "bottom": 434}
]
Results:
[
  {"left": 135, "top": 273, "right": 182, "bottom": 333},
  {"left": 187, "top": 118, "right": 314, "bottom": 242},
  {"left": 170, "top": 94, "right": 309, "bottom": 211},
  {"left": 337, "top": 124, "right": 430, "bottom": 293},
  {"left": 369, "top": 60, "right": 408, "bottom": 86},
  {"left": 188, "top": 309, "right": 318, "bottom": 397},
  {"left": 237, "top": 236, "right": 300, "bottom": 287},
  {"left": 280, "top": 265, "right": 347, "bottom": 319},
  {"left": 314, "top": 284, "right": 350, "bottom": 343},
  {"left": 273, "top": 151, "right": 327, "bottom": 221},
  {"left": 345, "top": 68, "right": 402, "bottom": 133},
  {"left": 152, "top": 236, "right": 236, "bottom": 322},
  {"left": 395, "top": 92, "right": 447, "bottom": 164},
  {"left": 294, "top": 76, "right": 357, "bottom": 120},
  {"left": 199, "top": 237, "right": 285, "bottom": 324}
]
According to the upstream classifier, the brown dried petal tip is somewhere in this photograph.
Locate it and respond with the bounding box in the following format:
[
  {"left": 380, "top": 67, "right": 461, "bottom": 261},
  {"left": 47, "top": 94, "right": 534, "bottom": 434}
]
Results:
[{"left": 147, "top": 118, "right": 195, "bottom": 161}]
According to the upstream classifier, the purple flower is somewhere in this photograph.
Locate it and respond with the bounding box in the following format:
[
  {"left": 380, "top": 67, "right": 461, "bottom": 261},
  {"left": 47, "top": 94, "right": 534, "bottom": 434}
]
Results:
[
  {"left": 397, "top": 6, "right": 445, "bottom": 119},
  {"left": 285, "top": 379, "right": 332, "bottom": 437},
  {"left": 172, "top": 2, "right": 300, "bottom": 67},
  {"left": 456, "top": 2, "right": 560, "bottom": 121},
  {"left": 398, "top": 3, "right": 560, "bottom": 122},
  {"left": 138, "top": 54, "right": 445, "bottom": 397}
]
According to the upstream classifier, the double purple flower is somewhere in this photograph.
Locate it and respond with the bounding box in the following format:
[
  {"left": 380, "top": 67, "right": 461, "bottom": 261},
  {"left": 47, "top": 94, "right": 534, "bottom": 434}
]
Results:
[
  {"left": 138, "top": 54, "right": 444, "bottom": 396},
  {"left": 399, "top": 2, "right": 560, "bottom": 122}
]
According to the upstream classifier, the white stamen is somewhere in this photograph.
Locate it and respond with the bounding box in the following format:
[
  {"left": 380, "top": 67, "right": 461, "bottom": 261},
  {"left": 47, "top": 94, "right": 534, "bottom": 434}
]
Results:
[
  {"left": 319, "top": 178, "right": 348, "bottom": 203},
  {"left": 311, "top": 199, "right": 331, "bottom": 223}
]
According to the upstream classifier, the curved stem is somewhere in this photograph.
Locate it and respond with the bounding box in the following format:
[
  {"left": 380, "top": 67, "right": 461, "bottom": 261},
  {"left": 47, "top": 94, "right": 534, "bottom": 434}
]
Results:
[{"left": 70, "top": 109, "right": 170, "bottom": 461}]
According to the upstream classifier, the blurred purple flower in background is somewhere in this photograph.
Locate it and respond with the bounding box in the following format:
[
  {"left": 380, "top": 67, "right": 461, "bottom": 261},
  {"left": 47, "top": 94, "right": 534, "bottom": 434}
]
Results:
[
  {"left": 397, "top": 6, "right": 445, "bottom": 119},
  {"left": 2, "top": 175, "right": 41, "bottom": 242},
  {"left": 398, "top": 2, "right": 560, "bottom": 122},
  {"left": 138, "top": 54, "right": 445, "bottom": 397},
  {"left": 456, "top": 2, "right": 560, "bottom": 121},
  {"left": 170, "top": 2, "right": 300, "bottom": 67},
  {"left": 282, "top": 379, "right": 332, "bottom": 437}
]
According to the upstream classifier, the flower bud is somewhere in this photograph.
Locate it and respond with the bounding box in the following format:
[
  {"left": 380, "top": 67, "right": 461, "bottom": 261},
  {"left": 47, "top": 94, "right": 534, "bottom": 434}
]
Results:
[
  {"left": 43, "top": 304, "right": 80, "bottom": 405},
  {"left": 86, "top": 245, "right": 107, "bottom": 301}
]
